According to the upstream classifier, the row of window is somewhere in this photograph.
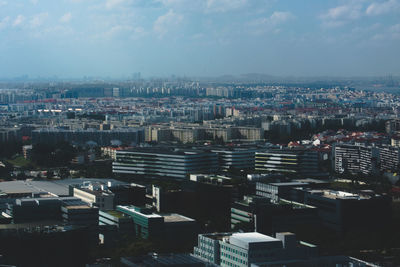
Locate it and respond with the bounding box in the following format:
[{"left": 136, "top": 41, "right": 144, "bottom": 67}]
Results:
[{"left": 221, "top": 258, "right": 247, "bottom": 266}]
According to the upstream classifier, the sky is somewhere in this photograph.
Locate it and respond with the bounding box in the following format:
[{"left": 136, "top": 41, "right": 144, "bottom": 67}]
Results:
[{"left": 0, "top": 0, "right": 399, "bottom": 78}]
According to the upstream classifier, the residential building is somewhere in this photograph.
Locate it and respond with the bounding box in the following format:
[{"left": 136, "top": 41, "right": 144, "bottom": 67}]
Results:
[
  {"left": 333, "top": 143, "right": 376, "bottom": 175},
  {"left": 378, "top": 145, "right": 400, "bottom": 172}
]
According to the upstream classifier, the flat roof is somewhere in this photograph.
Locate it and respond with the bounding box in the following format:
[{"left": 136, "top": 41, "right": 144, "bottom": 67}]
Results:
[
  {"left": 269, "top": 182, "right": 308, "bottom": 186},
  {"left": 64, "top": 205, "right": 91, "bottom": 210},
  {"left": 105, "top": 210, "right": 126, "bottom": 218},
  {"left": 308, "top": 189, "right": 369, "bottom": 200},
  {"left": 162, "top": 213, "right": 195, "bottom": 223},
  {"left": 293, "top": 178, "right": 328, "bottom": 184},
  {"left": 0, "top": 178, "right": 126, "bottom": 197},
  {"left": 201, "top": 233, "right": 232, "bottom": 240},
  {"left": 118, "top": 205, "right": 163, "bottom": 219},
  {"left": 120, "top": 147, "right": 213, "bottom": 156},
  {"left": 230, "top": 232, "right": 280, "bottom": 244}
]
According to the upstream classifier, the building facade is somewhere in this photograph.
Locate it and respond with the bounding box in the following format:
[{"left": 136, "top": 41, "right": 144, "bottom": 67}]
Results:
[{"left": 112, "top": 148, "right": 218, "bottom": 179}]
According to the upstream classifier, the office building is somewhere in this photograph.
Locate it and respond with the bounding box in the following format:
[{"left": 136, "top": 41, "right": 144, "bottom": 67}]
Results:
[
  {"left": 295, "top": 188, "right": 392, "bottom": 232},
  {"left": 116, "top": 205, "right": 198, "bottom": 243},
  {"left": 117, "top": 205, "right": 164, "bottom": 239},
  {"left": 193, "top": 232, "right": 317, "bottom": 267},
  {"left": 256, "top": 182, "right": 308, "bottom": 203},
  {"left": 61, "top": 198, "right": 99, "bottom": 226},
  {"left": 231, "top": 195, "right": 318, "bottom": 234},
  {"left": 255, "top": 149, "right": 319, "bottom": 175},
  {"left": 193, "top": 231, "right": 377, "bottom": 267},
  {"left": 6, "top": 197, "right": 63, "bottom": 224},
  {"left": 99, "top": 209, "right": 134, "bottom": 233},
  {"left": 72, "top": 186, "right": 114, "bottom": 211},
  {"left": 120, "top": 254, "right": 209, "bottom": 267},
  {"left": 112, "top": 148, "right": 218, "bottom": 179},
  {"left": 211, "top": 147, "right": 258, "bottom": 172}
]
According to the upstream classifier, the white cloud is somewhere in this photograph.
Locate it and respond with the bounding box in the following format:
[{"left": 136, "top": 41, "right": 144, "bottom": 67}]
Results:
[
  {"left": 105, "top": 0, "right": 129, "bottom": 9},
  {"left": 320, "top": 3, "right": 363, "bottom": 28},
  {"left": 366, "top": 0, "right": 400, "bottom": 15},
  {"left": 104, "top": 25, "right": 145, "bottom": 38},
  {"left": 13, "top": 15, "right": 25, "bottom": 27},
  {"left": 153, "top": 9, "right": 183, "bottom": 38},
  {"left": 205, "top": 0, "right": 246, "bottom": 13},
  {"left": 370, "top": 23, "right": 400, "bottom": 41},
  {"left": 0, "top": 16, "right": 10, "bottom": 30},
  {"left": 30, "top": 13, "right": 48, "bottom": 28},
  {"left": 60, "top": 12, "right": 72, "bottom": 23},
  {"left": 30, "top": 0, "right": 38, "bottom": 5},
  {"left": 321, "top": 4, "right": 362, "bottom": 20},
  {"left": 269, "top": 11, "right": 295, "bottom": 25},
  {"left": 157, "top": 0, "right": 246, "bottom": 13},
  {"left": 390, "top": 23, "right": 400, "bottom": 39},
  {"left": 0, "top": 1, "right": 7, "bottom": 7},
  {"left": 249, "top": 11, "right": 294, "bottom": 34}
]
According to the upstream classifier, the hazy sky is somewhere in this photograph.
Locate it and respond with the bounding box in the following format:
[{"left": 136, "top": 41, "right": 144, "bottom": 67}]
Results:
[{"left": 0, "top": 0, "right": 399, "bottom": 78}]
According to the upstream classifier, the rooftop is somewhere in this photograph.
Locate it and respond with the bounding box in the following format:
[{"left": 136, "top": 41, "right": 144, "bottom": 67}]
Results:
[
  {"left": 118, "top": 205, "right": 163, "bottom": 219},
  {"left": 162, "top": 213, "right": 195, "bottom": 223},
  {"left": 269, "top": 182, "right": 308, "bottom": 187},
  {"left": 230, "top": 232, "right": 280, "bottom": 244},
  {"left": 120, "top": 147, "right": 214, "bottom": 156},
  {"left": 308, "top": 189, "right": 369, "bottom": 200},
  {"left": 106, "top": 210, "right": 126, "bottom": 219},
  {"left": 202, "top": 232, "right": 232, "bottom": 241},
  {"left": 0, "top": 178, "right": 126, "bottom": 197},
  {"left": 64, "top": 205, "right": 92, "bottom": 210}
]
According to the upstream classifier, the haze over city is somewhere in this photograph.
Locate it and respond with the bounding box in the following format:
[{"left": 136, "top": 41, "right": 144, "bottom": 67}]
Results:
[
  {"left": 1, "top": 1, "right": 400, "bottom": 267},
  {"left": 0, "top": 0, "right": 400, "bottom": 78}
]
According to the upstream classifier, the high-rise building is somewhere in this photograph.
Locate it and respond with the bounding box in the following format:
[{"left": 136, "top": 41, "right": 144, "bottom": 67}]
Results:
[
  {"left": 333, "top": 143, "right": 376, "bottom": 175},
  {"left": 378, "top": 145, "right": 400, "bottom": 172}
]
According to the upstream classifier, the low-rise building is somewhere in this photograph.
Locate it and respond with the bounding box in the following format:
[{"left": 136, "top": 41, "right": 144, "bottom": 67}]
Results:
[
  {"left": 193, "top": 232, "right": 317, "bottom": 267},
  {"left": 112, "top": 148, "right": 218, "bottom": 179}
]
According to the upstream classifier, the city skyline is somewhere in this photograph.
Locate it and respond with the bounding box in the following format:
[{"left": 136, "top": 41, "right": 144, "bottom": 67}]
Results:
[{"left": 0, "top": 0, "right": 399, "bottom": 78}]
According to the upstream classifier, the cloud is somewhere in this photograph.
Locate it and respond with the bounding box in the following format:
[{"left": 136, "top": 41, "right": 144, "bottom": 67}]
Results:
[
  {"left": 13, "top": 15, "right": 25, "bottom": 27},
  {"left": 0, "top": 1, "right": 7, "bottom": 7},
  {"left": 100, "top": 25, "right": 146, "bottom": 40},
  {"left": 321, "top": 4, "right": 362, "bottom": 20},
  {"left": 156, "top": 0, "right": 246, "bottom": 13},
  {"left": 249, "top": 11, "right": 294, "bottom": 34},
  {"left": 0, "top": 16, "right": 10, "bottom": 30},
  {"left": 30, "top": 0, "right": 38, "bottom": 5},
  {"left": 370, "top": 23, "right": 400, "bottom": 41},
  {"left": 153, "top": 9, "right": 183, "bottom": 38},
  {"left": 105, "top": 0, "right": 130, "bottom": 9},
  {"left": 320, "top": 3, "right": 363, "bottom": 28},
  {"left": 390, "top": 23, "right": 400, "bottom": 39},
  {"left": 269, "top": 11, "right": 295, "bottom": 25},
  {"left": 205, "top": 0, "right": 246, "bottom": 13},
  {"left": 60, "top": 12, "right": 72, "bottom": 23},
  {"left": 366, "top": 0, "right": 400, "bottom": 15},
  {"left": 30, "top": 13, "right": 48, "bottom": 28}
]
